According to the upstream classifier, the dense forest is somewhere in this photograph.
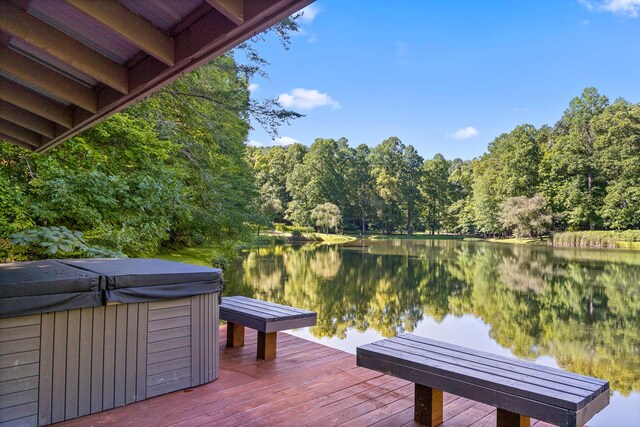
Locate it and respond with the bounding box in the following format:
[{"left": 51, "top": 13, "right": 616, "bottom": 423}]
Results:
[
  {"left": 249, "top": 87, "right": 640, "bottom": 237},
  {"left": 2, "top": 52, "right": 639, "bottom": 263}
]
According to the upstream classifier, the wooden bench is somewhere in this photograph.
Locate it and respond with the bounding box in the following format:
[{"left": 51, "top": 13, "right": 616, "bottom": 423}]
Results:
[
  {"left": 220, "top": 296, "right": 317, "bottom": 360},
  {"left": 357, "top": 334, "right": 609, "bottom": 427}
]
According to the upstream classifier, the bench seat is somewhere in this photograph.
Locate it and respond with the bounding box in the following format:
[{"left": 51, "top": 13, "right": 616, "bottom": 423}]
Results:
[
  {"left": 357, "top": 334, "right": 609, "bottom": 427},
  {"left": 220, "top": 296, "right": 317, "bottom": 360}
]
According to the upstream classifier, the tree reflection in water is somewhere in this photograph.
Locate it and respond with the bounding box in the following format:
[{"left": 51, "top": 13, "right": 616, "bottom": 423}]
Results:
[{"left": 224, "top": 239, "right": 640, "bottom": 395}]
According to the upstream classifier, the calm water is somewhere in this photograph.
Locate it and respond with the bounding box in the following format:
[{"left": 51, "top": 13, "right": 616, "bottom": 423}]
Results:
[{"left": 224, "top": 239, "right": 640, "bottom": 425}]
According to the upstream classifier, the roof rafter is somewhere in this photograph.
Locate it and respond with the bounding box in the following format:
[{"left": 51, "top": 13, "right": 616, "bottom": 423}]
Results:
[
  {"left": 0, "top": 1, "right": 129, "bottom": 94},
  {"left": 0, "top": 77, "right": 73, "bottom": 128},
  {"left": 0, "top": 45, "right": 98, "bottom": 113},
  {"left": 0, "top": 118, "right": 45, "bottom": 148},
  {"left": 0, "top": 100, "right": 56, "bottom": 138},
  {"left": 65, "top": 0, "right": 175, "bottom": 66},
  {"left": 205, "top": 0, "right": 245, "bottom": 25}
]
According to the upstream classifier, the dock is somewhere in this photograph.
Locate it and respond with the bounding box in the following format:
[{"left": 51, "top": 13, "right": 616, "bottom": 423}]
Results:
[{"left": 59, "top": 325, "right": 554, "bottom": 426}]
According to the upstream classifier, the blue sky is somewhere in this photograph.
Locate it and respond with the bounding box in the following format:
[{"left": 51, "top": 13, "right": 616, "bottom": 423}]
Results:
[{"left": 245, "top": 0, "right": 640, "bottom": 160}]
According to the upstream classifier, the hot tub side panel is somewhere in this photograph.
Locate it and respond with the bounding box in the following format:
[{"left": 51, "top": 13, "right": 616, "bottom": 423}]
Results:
[
  {"left": 0, "top": 314, "right": 41, "bottom": 427},
  {"left": 0, "top": 293, "right": 218, "bottom": 427}
]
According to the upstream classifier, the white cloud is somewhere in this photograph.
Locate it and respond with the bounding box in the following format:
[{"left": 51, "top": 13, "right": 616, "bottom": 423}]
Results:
[
  {"left": 273, "top": 136, "right": 299, "bottom": 146},
  {"left": 248, "top": 140, "right": 263, "bottom": 147},
  {"left": 299, "top": 4, "right": 320, "bottom": 23},
  {"left": 579, "top": 0, "right": 595, "bottom": 10},
  {"left": 248, "top": 83, "right": 259, "bottom": 92},
  {"left": 278, "top": 88, "right": 340, "bottom": 110},
  {"left": 580, "top": 0, "right": 640, "bottom": 17},
  {"left": 449, "top": 126, "right": 479, "bottom": 139}
]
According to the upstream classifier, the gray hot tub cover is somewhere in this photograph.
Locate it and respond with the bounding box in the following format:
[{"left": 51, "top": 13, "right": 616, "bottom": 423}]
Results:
[
  {"left": 0, "top": 258, "right": 223, "bottom": 317},
  {"left": 0, "top": 260, "right": 102, "bottom": 317},
  {"left": 59, "top": 258, "right": 223, "bottom": 303}
]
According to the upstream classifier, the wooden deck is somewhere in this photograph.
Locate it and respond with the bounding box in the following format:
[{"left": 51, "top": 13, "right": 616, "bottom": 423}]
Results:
[{"left": 59, "top": 325, "right": 554, "bottom": 427}]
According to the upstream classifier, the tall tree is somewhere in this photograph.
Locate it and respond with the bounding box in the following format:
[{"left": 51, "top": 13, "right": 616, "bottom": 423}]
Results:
[
  {"left": 401, "top": 145, "right": 424, "bottom": 234},
  {"left": 286, "top": 138, "right": 350, "bottom": 226},
  {"left": 447, "top": 158, "right": 475, "bottom": 234},
  {"left": 369, "top": 137, "right": 406, "bottom": 234},
  {"left": 542, "top": 87, "right": 609, "bottom": 230},
  {"left": 345, "top": 144, "right": 376, "bottom": 233},
  {"left": 593, "top": 99, "right": 640, "bottom": 229},
  {"left": 421, "top": 154, "right": 451, "bottom": 234}
]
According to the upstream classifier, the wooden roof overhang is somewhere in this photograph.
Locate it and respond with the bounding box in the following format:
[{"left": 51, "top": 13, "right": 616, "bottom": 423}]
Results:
[{"left": 0, "top": 0, "right": 312, "bottom": 152}]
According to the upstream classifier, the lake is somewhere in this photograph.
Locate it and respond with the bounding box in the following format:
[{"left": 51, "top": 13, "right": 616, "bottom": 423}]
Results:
[{"left": 223, "top": 239, "right": 640, "bottom": 425}]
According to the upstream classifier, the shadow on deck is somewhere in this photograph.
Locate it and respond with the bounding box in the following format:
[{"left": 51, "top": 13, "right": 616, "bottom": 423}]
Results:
[{"left": 59, "top": 325, "right": 553, "bottom": 426}]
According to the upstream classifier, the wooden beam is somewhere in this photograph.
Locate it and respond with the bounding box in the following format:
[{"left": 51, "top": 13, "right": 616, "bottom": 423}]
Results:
[
  {"left": 65, "top": 0, "right": 175, "bottom": 66},
  {"left": 0, "top": 1, "right": 129, "bottom": 94},
  {"left": 0, "top": 118, "right": 42, "bottom": 148},
  {"left": 205, "top": 0, "right": 244, "bottom": 25},
  {"left": 0, "top": 77, "right": 73, "bottom": 128},
  {"left": 0, "top": 46, "right": 97, "bottom": 113},
  {"left": 0, "top": 132, "right": 36, "bottom": 151},
  {"left": 0, "top": 100, "right": 55, "bottom": 138}
]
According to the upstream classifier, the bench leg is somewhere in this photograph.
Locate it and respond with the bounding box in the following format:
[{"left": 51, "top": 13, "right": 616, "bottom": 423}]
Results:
[
  {"left": 226, "top": 322, "right": 245, "bottom": 348},
  {"left": 497, "top": 408, "right": 530, "bottom": 427},
  {"left": 257, "top": 331, "right": 277, "bottom": 360},
  {"left": 414, "top": 384, "right": 443, "bottom": 426}
]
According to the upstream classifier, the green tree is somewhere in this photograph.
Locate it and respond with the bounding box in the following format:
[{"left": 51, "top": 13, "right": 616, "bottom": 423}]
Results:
[
  {"left": 472, "top": 158, "right": 502, "bottom": 235},
  {"left": 370, "top": 137, "right": 406, "bottom": 233},
  {"left": 447, "top": 158, "right": 475, "bottom": 234},
  {"left": 311, "top": 203, "right": 342, "bottom": 233},
  {"left": 345, "top": 144, "right": 377, "bottom": 233},
  {"left": 401, "top": 145, "right": 424, "bottom": 234},
  {"left": 543, "top": 87, "right": 609, "bottom": 230},
  {"left": 421, "top": 154, "right": 451, "bottom": 234},
  {"left": 593, "top": 99, "right": 640, "bottom": 229},
  {"left": 286, "top": 138, "right": 350, "bottom": 226}
]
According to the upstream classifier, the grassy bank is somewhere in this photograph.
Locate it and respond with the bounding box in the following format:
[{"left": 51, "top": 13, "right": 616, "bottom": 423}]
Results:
[
  {"left": 551, "top": 231, "right": 640, "bottom": 249},
  {"left": 155, "top": 244, "right": 221, "bottom": 267}
]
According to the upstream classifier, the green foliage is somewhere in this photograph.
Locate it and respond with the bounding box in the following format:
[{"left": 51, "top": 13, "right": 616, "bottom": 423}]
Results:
[
  {"left": 285, "top": 138, "right": 351, "bottom": 226},
  {"left": 9, "top": 226, "right": 124, "bottom": 260},
  {"left": 369, "top": 137, "right": 407, "bottom": 233},
  {"left": 211, "top": 254, "right": 231, "bottom": 270},
  {"left": 273, "top": 223, "right": 313, "bottom": 234},
  {"left": 421, "top": 154, "right": 451, "bottom": 234}
]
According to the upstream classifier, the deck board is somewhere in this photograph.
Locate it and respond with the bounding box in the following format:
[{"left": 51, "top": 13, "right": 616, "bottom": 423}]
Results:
[{"left": 58, "top": 325, "right": 555, "bottom": 427}]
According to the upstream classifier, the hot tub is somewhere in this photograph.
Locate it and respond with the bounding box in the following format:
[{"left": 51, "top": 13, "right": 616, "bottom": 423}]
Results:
[{"left": 0, "top": 259, "right": 222, "bottom": 427}]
